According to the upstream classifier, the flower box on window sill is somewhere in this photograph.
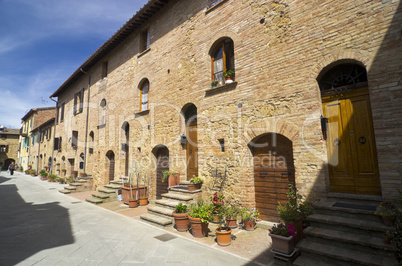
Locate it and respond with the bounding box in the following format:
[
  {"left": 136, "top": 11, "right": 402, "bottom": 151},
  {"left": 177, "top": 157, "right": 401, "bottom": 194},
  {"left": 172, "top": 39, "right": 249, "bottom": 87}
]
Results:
[
  {"left": 135, "top": 109, "right": 150, "bottom": 116},
  {"left": 205, "top": 81, "right": 237, "bottom": 94}
]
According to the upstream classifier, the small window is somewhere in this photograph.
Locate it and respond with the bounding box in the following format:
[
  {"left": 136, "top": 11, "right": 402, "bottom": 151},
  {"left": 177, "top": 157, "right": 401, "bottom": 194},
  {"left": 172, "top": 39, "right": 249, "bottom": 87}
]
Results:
[
  {"left": 72, "top": 131, "right": 78, "bottom": 149},
  {"left": 211, "top": 38, "right": 235, "bottom": 83},
  {"left": 0, "top": 145, "right": 8, "bottom": 153},
  {"left": 218, "top": 139, "right": 225, "bottom": 152},
  {"left": 102, "top": 61, "right": 108, "bottom": 78},
  {"left": 140, "top": 80, "right": 149, "bottom": 111},
  {"left": 99, "top": 99, "right": 107, "bottom": 125},
  {"left": 141, "top": 28, "right": 150, "bottom": 52},
  {"left": 56, "top": 105, "right": 59, "bottom": 124},
  {"left": 73, "top": 89, "right": 84, "bottom": 115},
  {"left": 60, "top": 103, "right": 65, "bottom": 122}
]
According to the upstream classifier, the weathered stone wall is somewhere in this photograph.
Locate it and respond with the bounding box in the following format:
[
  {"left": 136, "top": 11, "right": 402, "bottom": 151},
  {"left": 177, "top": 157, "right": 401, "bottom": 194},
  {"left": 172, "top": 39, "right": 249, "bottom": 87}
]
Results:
[{"left": 53, "top": 0, "right": 402, "bottom": 206}]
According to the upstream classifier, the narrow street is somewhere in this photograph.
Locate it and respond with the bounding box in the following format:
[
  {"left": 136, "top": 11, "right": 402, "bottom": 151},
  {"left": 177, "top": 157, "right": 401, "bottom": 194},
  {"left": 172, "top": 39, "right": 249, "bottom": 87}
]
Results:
[{"left": 0, "top": 172, "right": 257, "bottom": 266}]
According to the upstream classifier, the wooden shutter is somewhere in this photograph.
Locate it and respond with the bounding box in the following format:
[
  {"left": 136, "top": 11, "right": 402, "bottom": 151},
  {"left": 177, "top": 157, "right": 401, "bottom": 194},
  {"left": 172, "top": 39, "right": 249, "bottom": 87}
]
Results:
[{"left": 79, "top": 88, "right": 84, "bottom": 113}]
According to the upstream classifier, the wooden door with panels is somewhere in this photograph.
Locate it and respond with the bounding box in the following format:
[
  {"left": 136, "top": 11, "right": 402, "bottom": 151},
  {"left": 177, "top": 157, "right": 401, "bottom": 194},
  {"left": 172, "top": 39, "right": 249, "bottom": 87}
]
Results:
[
  {"left": 323, "top": 88, "right": 380, "bottom": 195},
  {"left": 156, "top": 147, "right": 169, "bottom": 199},
  {"left": 252, "top": 134, "right": 295, "bottom": 222},
  {"left": 184, "top": 104, "right": 198, "bottom": 180}
]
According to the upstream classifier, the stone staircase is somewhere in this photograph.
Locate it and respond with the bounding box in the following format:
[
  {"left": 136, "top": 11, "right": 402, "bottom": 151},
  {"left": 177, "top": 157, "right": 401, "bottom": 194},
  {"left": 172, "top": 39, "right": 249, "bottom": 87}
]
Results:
[
  {"left": 140, "top": 185, "right": 202, "bottom": 228},
  {"left": 293, "top": 192, "right": 397, "bottom": 266},
  {"left": 59, "top": 176, "right": 93, "bottom": 194},
  {"left": 85, "top": 179, "right": 123, "bottom": 204}
]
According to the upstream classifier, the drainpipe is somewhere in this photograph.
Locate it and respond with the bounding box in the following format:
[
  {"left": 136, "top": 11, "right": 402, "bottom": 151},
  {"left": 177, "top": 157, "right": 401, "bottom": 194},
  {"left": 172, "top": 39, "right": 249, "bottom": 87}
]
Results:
[
  {"left": 49, "top": 97, "right": 58, "bottom": 174},
  {"left": 80, "top": 68, "right": 91, "bottom": 174}
]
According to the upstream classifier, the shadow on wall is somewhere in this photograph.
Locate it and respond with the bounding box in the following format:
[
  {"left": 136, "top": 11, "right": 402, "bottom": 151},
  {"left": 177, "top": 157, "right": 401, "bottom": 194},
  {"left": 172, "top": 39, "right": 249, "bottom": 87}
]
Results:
[{"left": 0, "top": 176, "right": 74, "bottom": 266}]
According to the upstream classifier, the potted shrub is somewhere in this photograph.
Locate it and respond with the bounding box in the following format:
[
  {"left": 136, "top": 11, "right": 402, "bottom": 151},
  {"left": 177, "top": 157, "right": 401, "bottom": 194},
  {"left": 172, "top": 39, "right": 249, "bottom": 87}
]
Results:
[
  {"left": 129, "top": 198, "right": 138, "bottom": 208},
  {"left": 66, "top": 176, "right": 74, "bottom": 184},
  {"left": 375, "top": 204, "right": 396, "bottom": 226},
  {"left": 57, "top": 177, "right": 66, "bottom": 184},
  {"left": 188, "top": 176, "right": 203, "bottom": 191},
  {"left": 225, "top": 205, "right": 240, "bottom": 229},
  {"left": 241, "top": 207, "right": 260, "bottom": 231},
  {"left": 30, "top": 169, "right": 37, "bottom": 176},
  {"left": 223, "top": 70, "right": 235, "bottom": 84},
  {"left": 215, "top": 208, "right": 232, "bottom": 246},
  {"left": 25, "top": 169, "right": 30, "bottom": 175},
  {"left": 211, "top": 80, "right": 219, "bottom": 88},
  {"left": 40, "top": 172, "right": 48, "bottom": 181},
  {"left": 162, "top": 170, "right": 179, "bottom": 188},
  {"left": 269, "top": 223, "right": 296, "bottom": 255},
  {"left": 47, "top": 174, "right": 56, "bottom": 182},
  {"left": 172, "top": 203, "right": 190, "bottom": 232},
  {"left": 188, "top": 200, "right": 213, "bottom": 238},
  {"left": 211, "top": 193, "right": 225, "bottom": 223}
]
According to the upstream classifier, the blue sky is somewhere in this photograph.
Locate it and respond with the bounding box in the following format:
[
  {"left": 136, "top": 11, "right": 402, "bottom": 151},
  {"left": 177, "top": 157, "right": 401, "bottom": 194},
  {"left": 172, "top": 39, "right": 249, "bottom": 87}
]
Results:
[{"left": 0, "top": 0, "right": 148, "bottom": 129}]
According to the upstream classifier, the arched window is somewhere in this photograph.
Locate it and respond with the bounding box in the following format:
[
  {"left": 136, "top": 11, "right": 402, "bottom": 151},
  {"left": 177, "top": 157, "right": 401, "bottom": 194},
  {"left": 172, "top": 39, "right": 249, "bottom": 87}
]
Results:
[
  {"left": 318, "top": 63, "right": 367, "bottom": 92},
  {"left": 211, "top": 38, "right": 234, "bottom": 83},
  {"left": 99, "top": 99, "right": 107, "bottom": 125},
  {"left": 140, "top": 80, "right": 149, "bottom": 111}
]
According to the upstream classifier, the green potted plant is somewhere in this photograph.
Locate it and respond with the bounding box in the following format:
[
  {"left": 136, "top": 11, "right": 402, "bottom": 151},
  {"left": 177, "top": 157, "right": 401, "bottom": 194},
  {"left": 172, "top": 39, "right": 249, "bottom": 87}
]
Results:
[
  {"left": 188, "top": 176, "right": 203, "bottom": 191},
  {"left": 211, "top": 80, "right": 219, "bottom": 88},
  {"left": 172, "top": 203, "right": 189, "bottom": 232},
  {"left": 241, "top": 207, "right": 260, "bottom": 231},
  {"left": 188, "top": 199, "right": 213, "bottom": 238},
  {"left": 223, "top": 70, "right": 235, "bottom": 84},
  {"left": 30, "top": 169, "right": 37, "bottom": 176},
  {"left": 375, "top": 205, "right": 396, "bottom": 226},
  {"left": 268, "top": 223, "right": 296, "bottom": 255},
  {"left": 215, "top": 207, "right": 232, "bottom": 246},
  {"left": 138, "top": 174, "right": 149, "bottom": 206},
  {"left": 57, "top": 177, "right": 66, "bottom": 184},
  {"left": 162, "top": 170, "right": 179, "bottom": 187},
  {"left": 211, "top": 193, "right": 225, "bottom": 223},
  {"left": 225, "top": 205, "right": 240, "bottom": 229}
]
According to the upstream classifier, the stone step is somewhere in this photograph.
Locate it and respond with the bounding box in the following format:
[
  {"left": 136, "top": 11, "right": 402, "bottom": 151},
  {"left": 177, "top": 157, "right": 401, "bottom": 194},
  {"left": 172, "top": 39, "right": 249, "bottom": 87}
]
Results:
[
  {"left": 326, "top": 192, "right": 382, "bottom": 206},
  {"left": 75, "top": 179, "right": 88, "bottom": 184},
  {"left": 92, "top": 192, "right": 110, "bottom": 200},
  {"left": 161, "top": 193, "right": 193, "bottom": 202},
  {"left": 147, "top": 205, "right": 174, "bottom": 218},
  {"left": 70, "top": 182, "right": 83, "bottom": 187},
  {"left": 307, "top": 213, "right": 390, "bottom": 234},
  {"left": 105, "top": 184, "right": 121, "bottom": 190},
  {"left": 312, "top": 200, "right": 382, "bottom": 223},
  {"left": 86, "top": 197, "right": 104, "bottom": 204},
  {"left": 140, "top": 213, "right": 173, "bottom": 228},
  {"left": 59, "top": 189, "right": 71, "bottom": 194},
  {"left": 154, "top": 199, "right": 181, "bottom": 210},
  {"left": 297, "top": 238, "right": 397, "bottom": 266},
  {"left": 98, "top": 188, "right": 117, "bottom": 194},
  {"left": 303, "top": 226, "right": 393, "bottom": 251},
  {"left": 64, "top": 186, "right": 77, "bottom": 191}
]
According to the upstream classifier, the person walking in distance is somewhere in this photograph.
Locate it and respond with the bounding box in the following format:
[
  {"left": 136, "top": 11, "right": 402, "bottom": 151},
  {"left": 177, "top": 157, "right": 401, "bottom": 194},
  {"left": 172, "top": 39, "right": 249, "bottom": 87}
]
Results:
[{"left": 8, "top": 162, "right": 15, "bottom": 175}]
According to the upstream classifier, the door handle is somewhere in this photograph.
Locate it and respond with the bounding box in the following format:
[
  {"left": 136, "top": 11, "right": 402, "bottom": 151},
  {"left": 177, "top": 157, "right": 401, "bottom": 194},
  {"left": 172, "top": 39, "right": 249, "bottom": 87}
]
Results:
[{"left": 333, "top": 138, "right": 341, "bottom": 147}]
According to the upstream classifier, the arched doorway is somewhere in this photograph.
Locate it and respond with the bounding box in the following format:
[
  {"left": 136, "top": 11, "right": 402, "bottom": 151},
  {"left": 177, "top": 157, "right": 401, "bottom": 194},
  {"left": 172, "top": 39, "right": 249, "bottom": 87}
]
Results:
[
  {"left": 122, "top": 122, "right": 130, "bottom": 176},
  {"left": 318, "top": 62, "right": 380, "bottom": 195},
  {"left": 153, "top": 146, "right": 169, "bottom": 199},
  {"left": 250, "top": 133, "right": 295, "bottom": 222},
  {"left": 183, "top": 104, "right": 198, "bottom": 180},
  {"left": 4, "top": 158, "right": 15, "bottom": 171},
  {"left": 106, "top": 150, "right": 115, "bottom": 182}
]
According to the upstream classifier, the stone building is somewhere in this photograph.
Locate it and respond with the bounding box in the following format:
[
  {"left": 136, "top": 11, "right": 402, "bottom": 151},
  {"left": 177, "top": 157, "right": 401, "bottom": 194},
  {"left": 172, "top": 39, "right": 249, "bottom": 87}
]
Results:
[
  {"left": 0, "top": 126, "right": 20, "bottom": 171},
  {"left": 19, "top": 107, "right": 56, "bottom": 171},
  {"left": 29, "top": 118, "right": 55, "bottom": 174},
  {"left": 50, "top": 0, "right": 402, "bottom": 221}
]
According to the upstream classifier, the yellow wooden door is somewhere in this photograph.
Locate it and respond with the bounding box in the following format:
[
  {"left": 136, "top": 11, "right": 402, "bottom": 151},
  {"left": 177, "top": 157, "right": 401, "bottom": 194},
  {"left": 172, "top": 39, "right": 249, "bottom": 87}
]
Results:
[{"left": 323, "top": 88, "right": 381, "bottom": 195}]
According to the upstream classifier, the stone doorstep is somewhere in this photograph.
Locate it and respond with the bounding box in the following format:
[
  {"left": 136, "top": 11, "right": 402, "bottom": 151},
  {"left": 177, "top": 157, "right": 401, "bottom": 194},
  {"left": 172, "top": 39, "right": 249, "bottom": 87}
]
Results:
[
  {"left": 326, "top": 192, "right": 382, "bottom": 205},
  {"left": 64, "top": 186, "right": 77, "bottom": 191},
  {"left": 161, "top": 193, "right": 193, "bottom": 202},
  {"left": 154, "top": 199, "right": 180, "bottom": 210},
  {"left": 293, "top": 254, "right": 338, "bottom": 266},
  {"left": 98, "top": 188, "right": 117, "bottom": 194},
  {"left": 59, "top": 189, "right": 71, "bottom": 194},
  {"left": 92, "top": 192, "right": 110, "bottom": 199},
  {"left": 104, "top": 184, "right": 121, "bottom": 190},
  {"left": 85, "top": 197, "right": 103, "bottom": 204},
  {"left": 304, "top": 226, "right": 394, "bottom": 252},
  {"left": 70, "top": 183, "right": 83, "bottom": 187},
  {"left": 297, "top": 239, "right": 397, "bottom": 266},
  {"left": 147, "top": 205, "right": 174, "bottom": 218},
  {"left": 140, "top": 213, "right": 173, "bottom": 228},
  {"left": 308, "top": 213, "right": 390, "bottom": 233},
  {"left": 75, "top": 179, "right": 88, "bottom": 184}
]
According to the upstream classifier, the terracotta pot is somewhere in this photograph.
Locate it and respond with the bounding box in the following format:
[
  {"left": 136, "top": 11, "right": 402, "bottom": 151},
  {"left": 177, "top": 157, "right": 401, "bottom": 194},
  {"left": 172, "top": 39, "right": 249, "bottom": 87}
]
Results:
[
  {"left": 382, "top": 215, "right": 395, "bottom": 227},
  {"left": 211, "top": 214, "right": 222, "bottom": 224},
  {"left": 269, "top": 233, "right": 294, "bottom": 255},
  {"left": 188, "top": 183, "right": 201, "bottom": 191},
  {"left": 189, "top": 216, "right": 209, "bottom": 238},
  {"left": 244, "top": 220, "right": 256, "bottom": 231},
  {"left": 128, "top": 200, "right": 138, "bottom": 208},
  {"left": 173, "top": 212, "right": 190, "bottom": 232},
  {"left": 215, "top": 227, "right": 232, "bottom": 246},
  {"left": 290, "top": 218, "right": 303, "bottom": 245},
  {"left": 168, "top": 173, "right": 180, "bottom": 187},
  {"left": 139, "top": 197, "right": 148, "bottom": 206},
  {"left": 226, "top": 218, "right": 237, "bottom": 229}
]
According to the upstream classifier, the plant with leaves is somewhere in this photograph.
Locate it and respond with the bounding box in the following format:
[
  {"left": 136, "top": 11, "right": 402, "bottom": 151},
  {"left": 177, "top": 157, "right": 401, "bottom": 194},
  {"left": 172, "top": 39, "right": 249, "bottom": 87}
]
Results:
[
  {"left": 189, "top": 176, "right": 203, "bottom": 184},
  {"left": 211, "top": 193, "right": 225, "bottom": 214},
  {"left": 241, "top": 207, "right": 260, "bottom": 221},
  {"left": 269, "top": 223, "right": 296, "bottom": 237},
  {"left": 175, "top": 203, "right": 188, "bottom": 214},
  {"left": 278, "top": 184, "right": 313, "bottom": 225},
  {"left": 188, "top": 199, "right": 213, "bottom": 223},
  {"left": 161, "top": 170, "right": 177, "bottom": 182}
]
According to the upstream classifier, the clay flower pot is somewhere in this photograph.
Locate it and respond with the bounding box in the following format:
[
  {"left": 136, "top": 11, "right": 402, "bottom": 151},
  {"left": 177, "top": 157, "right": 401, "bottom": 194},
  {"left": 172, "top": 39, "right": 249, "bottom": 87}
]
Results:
[
  {"left": 226, "top": 218, "right": 237, "bottom": 229},
  {"left": 243, "top": 220, "right": 256, "bottom": 231},
  {"left": 215, "top": 227, "right": 232, "bottom": 246},
  {"left": 172, "top": 211, "right": 190, "bottom": 232},
  {"left": 128, "top": 199, "right": 138, "bottom": 208},
  {"left": 139, "top": 197, "right": 148, "bottom": 206},
  {"left": 269, "top": 233, "right": 294, "bottom": 255},
  {"left": 189, "top": 217, "right": 209, "bottom": 238}
]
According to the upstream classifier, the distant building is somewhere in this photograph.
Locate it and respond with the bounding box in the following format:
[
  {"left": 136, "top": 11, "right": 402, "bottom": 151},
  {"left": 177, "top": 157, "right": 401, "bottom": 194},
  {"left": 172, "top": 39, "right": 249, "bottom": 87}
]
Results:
[
  {"left": 49, "top": 0, "right": 402, "bottom": 221},
  {"left": 0, "top": 126, "right": 20, "bottom": 171},
  {"left": 19, "top": 107, "right": 56, "bottom": 171}
]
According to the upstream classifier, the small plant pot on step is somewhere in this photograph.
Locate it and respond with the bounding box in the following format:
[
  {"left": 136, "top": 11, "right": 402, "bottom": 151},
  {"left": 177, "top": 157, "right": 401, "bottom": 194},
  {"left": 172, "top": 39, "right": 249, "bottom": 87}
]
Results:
[
  {"left": 243, "top": 220, "right": 256, "bottom": 231},
  {"left": 189, "top": 217, "right": 209, "bottom": 238},
  {"left": 172, "top": 212, "right": 190, "bottom": 232},
  {"left": 215, "top": 227, "right": 232, "bottom": 246},
  {"left": 139, "top": 197, "right": 148, "bottom": 206},
  {"left": 128, "top": 199, "right": 138, "bottom": 208}
]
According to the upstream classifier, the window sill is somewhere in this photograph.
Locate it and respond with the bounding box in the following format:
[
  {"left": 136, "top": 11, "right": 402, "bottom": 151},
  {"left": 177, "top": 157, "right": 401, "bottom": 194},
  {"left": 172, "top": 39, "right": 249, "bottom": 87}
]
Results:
[
  {"left": 97, "top": 124, "right": 106, "bottom": 129},
  {"left": 135, "top": 109, "right": 150, "bottom": 116},
  {"left": 205, "top": 81, "right": 238, "bottom": 94},
  {"left": 138, "top": 48, "right": 151, "bottom": 58},
  {"left": 96, "top": 77, "right": 108, "bottom": 85},
  {"left": 205, "top": 0, "right": 228, "bottom": 13}
]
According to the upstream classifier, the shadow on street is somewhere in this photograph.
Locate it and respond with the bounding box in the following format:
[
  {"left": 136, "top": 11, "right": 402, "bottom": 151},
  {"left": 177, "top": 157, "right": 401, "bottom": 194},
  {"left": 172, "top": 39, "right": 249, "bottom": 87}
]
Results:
[{"left": 0, "top": 175, "right": 74, "bottom": 265}]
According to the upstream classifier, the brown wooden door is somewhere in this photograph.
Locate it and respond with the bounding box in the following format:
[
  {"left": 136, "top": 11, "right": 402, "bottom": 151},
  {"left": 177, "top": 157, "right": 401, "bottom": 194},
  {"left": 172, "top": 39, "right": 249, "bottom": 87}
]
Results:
[
  {"left": 252, "top": 134, "right": 295, "bottom": 222},
  {"left": 323, "top": 88, "right": 380, "bottom": 195},
  {"left": 156, "top": 147, "right": 169, "bottom": 199},
  {"left": 106, "top": 151, "right": 115, "bottom": 182},
  {"left": 186, "top": 120, "right": 198, "bottom": 180},
  {"left": 125, "top": 145, "right": 129, "bottom": 176}
]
